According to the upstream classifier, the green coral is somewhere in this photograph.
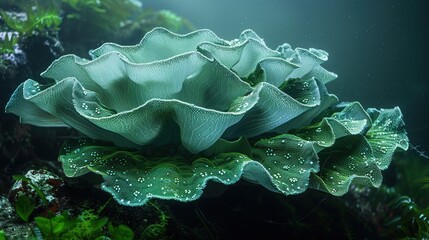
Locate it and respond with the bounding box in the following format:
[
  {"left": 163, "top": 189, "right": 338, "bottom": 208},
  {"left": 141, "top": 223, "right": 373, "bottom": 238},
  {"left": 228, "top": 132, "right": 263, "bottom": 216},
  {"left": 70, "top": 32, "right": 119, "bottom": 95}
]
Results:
[
  {"left": 5, "top": 28, "right": 408, "bottom": 206},
  {"left": 57, "top": 102, "right": 407, "bottom": 205}
]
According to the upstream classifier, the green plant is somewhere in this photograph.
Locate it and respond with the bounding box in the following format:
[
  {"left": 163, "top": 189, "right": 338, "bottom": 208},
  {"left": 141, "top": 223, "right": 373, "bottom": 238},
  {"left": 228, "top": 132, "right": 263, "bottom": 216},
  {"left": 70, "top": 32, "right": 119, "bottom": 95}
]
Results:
[
  {"left": 35, "top": 213, "right": 67, "bottom": 240},
  {"left": 11, "top": 174, "right": 51, "bottom": 223},
  {"left": 5, "top": 28, "right": 408, "bottom": 206},
  {"left": 61, "top": 0, "right": 139, "bottom": 32},
  {"left": 32, "top": 197, "right": 132, "bottom": 239},
  {"left": 384, "top": 196, "right": 429, "bottom": 239},
  {"left": 108, "top": 222, "right": 134, "bottom": 240},
  {"left": 0, "top": 7, "right": 61, "bottom": 35},
  {"left": 60, "top": 210, "right": 108, "bottom": 239},
  {"left": 348, "top": 153, "right": 429, "bottom": 238},
  {"left": 0, "top": 1, "right": 61, "bottom": 56},
  {"left": 116, "top": 8, "right": 195, "bottom": 36},
  {"left": 0, "top": 33, "right": 18, "bottom": 54},
  {"left": 14, "top": 194, "right": 35, "bottom": 222},
  {"left": 8, "top": 182, "right": 135, "bottom": 240},
  {"left": 0, "top": 229, "right": 6, "bottom": 240},
  {"left": 33, "top": 208, "right": 134, "bottom": 240},
  {"left": 143, "top": 9, "right": 194, "bottom": 32},
  {"left": 142, "top": 202, "right": 169, "bottom": 239},
  {"left": 62, "top": 0, "right": 106, "bottom": 13},
  {"left": 381, "top": 155, "right": 429, "bottom": 238},
  {"left": 419, "top": 177, "right": 429, "bottom": 190}
]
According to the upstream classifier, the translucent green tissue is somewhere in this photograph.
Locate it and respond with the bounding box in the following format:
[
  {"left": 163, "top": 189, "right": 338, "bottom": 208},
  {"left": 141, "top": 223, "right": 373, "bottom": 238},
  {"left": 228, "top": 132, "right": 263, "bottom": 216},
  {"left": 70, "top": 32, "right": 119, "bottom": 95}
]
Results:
[{"left": 6, "top": 28, "right": 408, "bottom": 206}]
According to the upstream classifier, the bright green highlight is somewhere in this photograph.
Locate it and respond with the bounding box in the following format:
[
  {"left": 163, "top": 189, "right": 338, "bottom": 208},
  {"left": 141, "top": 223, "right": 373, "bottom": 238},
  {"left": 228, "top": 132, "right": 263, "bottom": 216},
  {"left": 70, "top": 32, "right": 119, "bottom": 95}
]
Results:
[{"left": 59, "top": 102, "right": 407, "bottom": 205}]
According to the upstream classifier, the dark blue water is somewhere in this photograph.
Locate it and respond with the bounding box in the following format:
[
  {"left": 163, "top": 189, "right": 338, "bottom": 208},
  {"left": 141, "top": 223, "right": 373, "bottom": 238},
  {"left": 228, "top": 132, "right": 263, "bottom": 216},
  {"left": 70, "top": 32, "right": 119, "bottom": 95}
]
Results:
[{"left": 147, "top": 0, "right": 429, "bottom": 154}]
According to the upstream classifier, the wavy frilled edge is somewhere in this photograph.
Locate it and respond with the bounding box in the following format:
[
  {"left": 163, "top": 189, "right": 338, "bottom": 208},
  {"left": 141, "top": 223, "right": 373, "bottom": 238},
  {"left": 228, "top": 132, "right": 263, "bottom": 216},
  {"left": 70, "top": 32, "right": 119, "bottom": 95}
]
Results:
[
  {"left": 6, "top": 48, "right": 337, "bottom": 153},
  {"left": 59, "top": 102, "right": 408, "bottom": 206},
  {"left": 88, "top": 27, "right": 337, "bottom": 84}
]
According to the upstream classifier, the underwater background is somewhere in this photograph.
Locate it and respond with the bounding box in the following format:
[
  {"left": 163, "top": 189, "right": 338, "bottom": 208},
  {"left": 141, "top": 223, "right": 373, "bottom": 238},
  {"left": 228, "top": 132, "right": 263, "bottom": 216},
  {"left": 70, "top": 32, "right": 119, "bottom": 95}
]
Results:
[
  {"left": 147, "top": 0, "right": 428, "bottom": 152},
  {"left": 0, "top": 0, "right": 428, "bottom": 239}
]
